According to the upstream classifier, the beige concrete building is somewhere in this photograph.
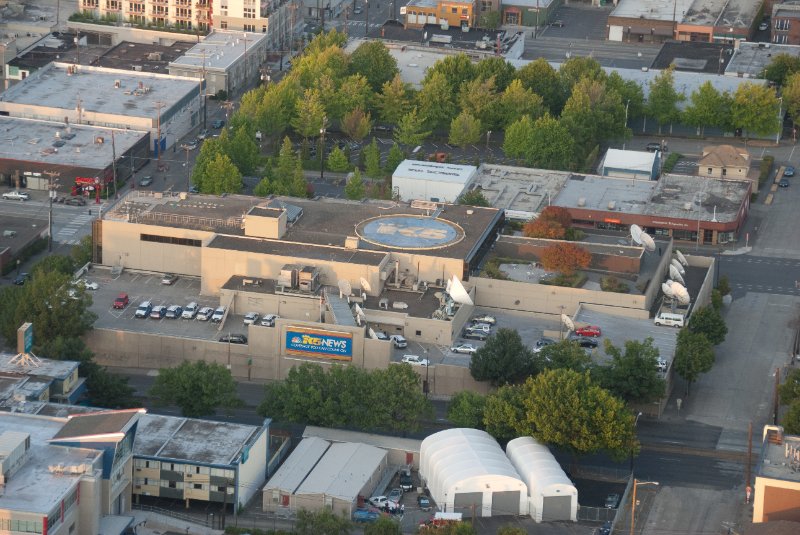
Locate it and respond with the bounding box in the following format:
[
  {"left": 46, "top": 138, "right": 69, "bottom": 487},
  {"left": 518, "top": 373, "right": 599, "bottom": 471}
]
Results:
[
  {"left": 698, "top": 145, "right": 750, "bottom": 180},
  {"left": 753, "top": 425, "right": 800, "bottom": 523}
]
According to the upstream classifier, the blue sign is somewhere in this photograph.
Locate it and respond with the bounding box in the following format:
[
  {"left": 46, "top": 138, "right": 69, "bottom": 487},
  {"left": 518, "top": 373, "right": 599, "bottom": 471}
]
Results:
[{"left": 285, "top": 327, "right": 353, "bottom": 361}]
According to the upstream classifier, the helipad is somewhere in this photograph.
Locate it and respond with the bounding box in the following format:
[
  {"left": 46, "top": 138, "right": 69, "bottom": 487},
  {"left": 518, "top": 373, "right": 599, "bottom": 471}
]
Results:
[{"left": 356, "top": 215, "right": 464, "bottom": 250}]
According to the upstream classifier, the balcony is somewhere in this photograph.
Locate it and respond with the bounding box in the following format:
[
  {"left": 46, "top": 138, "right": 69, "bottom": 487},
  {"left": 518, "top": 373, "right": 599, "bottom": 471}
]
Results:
[
  {"left": 151, "top": 0, "right": 169, "bottom": 5},
  {"left": 175, "top": 0, "right": 191, "bottom": 5},
  {"left": 195, "top": 1, "right": 211, "bottom": 10},
  {"left": 174, "top": 11, "right": 193, "bottom": 20}
]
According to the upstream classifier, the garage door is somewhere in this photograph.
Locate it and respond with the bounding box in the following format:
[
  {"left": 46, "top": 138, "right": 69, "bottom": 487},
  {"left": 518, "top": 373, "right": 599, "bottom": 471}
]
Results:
[
  {"left": 491, "top": 491, "right": 520, "bottom": 516},
  {"left": 542, "top": 495, "right": 572, "bottom": 521},
  {"left": 608, "top": 25, "right": 623, "bottom": 41},
  {"left": 453, "top": 492, "right": 483, "bottom": 518}
]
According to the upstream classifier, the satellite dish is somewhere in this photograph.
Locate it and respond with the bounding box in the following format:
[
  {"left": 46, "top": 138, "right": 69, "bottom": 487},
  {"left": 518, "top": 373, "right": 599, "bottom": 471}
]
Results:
[
  {"left": 561, "top": 314, "right": 575, "bottom": 332},
  {"left": 670, "top": 259, "right": 685, "bottom": 276},
  {"left": 640, "top": 232, "right": 656, "bottom": 253},
  {"left": 354, "top": 303, "right": 366, "bottom": 321},
  {"left": 337, "top": 279, "right": 352, "bottom": 297},
  {"left": 434, "top": 291, "right": 443, "bottom": 299},
  {"left": 675, "top": 250, "right": 688, "bottom": 267},
  {"left": 661, "top": 281, "right": 674, "bottom": 297},
  {"left": 445, "top": 278, "right": 453, "bottom": 294},
  {"left": 669, "top": 265, "right": 685, "bottom": 285},
  {"left": 360, "top": 277, "right": 372, "bottom": 294},
  {"left": 630, "top": 224, "right": 644, "bottom": 245},
  {"left": 671, "top": 282, "right": 691, "bottom": 305},
  {"left": 449, "top": 276, "right": 473, "bottom": 306}
]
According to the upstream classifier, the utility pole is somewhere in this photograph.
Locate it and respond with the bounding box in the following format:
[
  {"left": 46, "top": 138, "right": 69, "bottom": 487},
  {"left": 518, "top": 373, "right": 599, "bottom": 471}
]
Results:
[
  {"left": 365, "top": 0, "right": 369, "bottom": 36},
  {"left": 76, "top": 97, "right": 83, "bottom": 125},
  {"left": 184, "top": 146, "right": 191, "bottom": 192},
  {"left": 201, "top": 48, "right": 207, "bottom": 130},
  {"left": 110, "top": 130, "right": 118, "bottom": 199},
  {"left": 155, "top": 101, "right": 165, "bottom": 161},
  {"left": 44, "top": 171, "right": 60, "bottom": 252}
]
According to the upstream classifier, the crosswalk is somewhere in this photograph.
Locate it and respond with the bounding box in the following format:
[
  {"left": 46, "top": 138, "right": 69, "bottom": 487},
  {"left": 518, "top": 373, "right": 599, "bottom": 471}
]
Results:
[{"left": 54, "top": 211, "right": 98, "bottom": 245}]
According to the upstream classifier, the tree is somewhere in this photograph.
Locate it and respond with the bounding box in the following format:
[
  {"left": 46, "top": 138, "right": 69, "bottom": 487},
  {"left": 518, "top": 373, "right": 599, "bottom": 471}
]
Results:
[
  {"left": 149, "top": 361, "right": 242, "bottom": 418},
  {"left": 537, "top": 340, "right": 593, "bottom": 372},
  {"left": 731, "top": 82, "right": 781, "bottom": 139},
  {"left": 327, "top": 146, "right": 350, "bottom": 172},
  {"left": 341, "top": 108, "right": 372, "bottom": 141},
  {"left": 539, "top": 206, "right": 572, "bottom": 228},
  {"left": 478, "top": 10, "right": 501, "bottom": 31},
  {"left": 363, "top": 138, "right": 383, "bottom": 178},
  {"left": 763, "top": 53, "right": 800, "bottom": 86},
  {"left": 783, "top": 401, "right": 800, "bottom": 434},
  {"left": 345, "top": 169, "right": 366, "bottom": 200},
  {"left": 646, "top": 66, "right": 683, "bottom": 133},
  {"left": 784, "top": 74, "right": 800, "bottom": 130},
  {"left": 33, "top": 254, "right": 75, "bottom": 276},
  {"left": 417, "top": 71, "right": 456, "bottom": 130},
  {"left": 191, "top": 137, "right": 225, "bottom": 192},
  {"left": 447, "top": 390, "right": 486, "bottom": 428},
  {"left": 376, "top": 74, "right": 414, "bottom": 125},
  {"left": 540, "top": 242, "right": 591, "bottom": 276},
  {"left": 225, "top": 125, "right": 260, "bottom": 175},
  {"left": 497, "top": 79, "right": 545, "bottom": 128},
  {"left": 292, "top": 88, "right": 327, "bottom": 138},
  {"left": 423, "top": 53, "right": 476, "bottom": 93},
  {"left": 475, "top": 57, "right": 516, "bottom": 91},
  {"left": 527, "top": 114, "right": 574, "bottom": 169},
  {"left": 349, "top": 40, "right": 398, "bottom": 92},
  {"left": 275, "top": 136, "right": 299, "bottom": 179},
  {"left": 523, "top": 218, "right": 566, "bottom": 239},
  {"left": 201, "top": 153, "right": 243, "bottom": 194},
  {"left": 597, "top": 338, "right": 666, "bottom": 403},
  {"left": 470, "top": 328, "right": 536, "bottom": 386},
  {"left": 605, "top": 71, "right": 645, "bottom": 120},
  {"left": 688, "top": 305, "right": 728, "bottom": 345},
  {"left": 515, "top": 58, "right": 565, "bottom": 114},
  {"left": 503, "top": 115, "right": 535, "bottom": 161},
  {"left": 370, "top": 364, "right": 433, "bottom": 433},
  {"left": 779, "top": 369, "right": 800, "bottom": 405},
  {"left": 331, "top": 74, "right": 372, "bottom": 121},
  {"left": 394, "top": 107, "right": 432, "bottom": 147},
  {"left": 521, "top": 370, "right": 639, "bottom": 460},
  {"left": 448, "top": 111, "right": 482, "bottom": 148},
  {"left": 288, "top": 162, "right": 310, "bottom": 198},
  {"left": 364, "top": 516, "right": 401, "bottom": 535},
  {"left": 457, "top": 189, "right": 490, "bottom": 207},
  {"left": 561, "top": 78, "right": 627, "bottom": 158},
  {"left": 483, "top": 384, "right": 527, "bottom": 442},
  {"left": 559, "top": 57, "right": 605, "bottom": 92},
  {"left": 385, "top": 143, "right": 405, "bottom": 174},
  {"left": 673, "top": 329, "right": 715, "bottom": 395},
  {"left": 304, "top": 28, "right": 348, "bottom": 56},
  {"left": 71, "top": 235, "right": 93, "bottom": 266},
  {"left": 683, "top": 81, "right": 732, "bottom": 136},
  {"left": 458, "top": 77, "right": 500, "bottom": 129},
  {"left": 295, "top": 508, "right": 351, "bottom": 535}
]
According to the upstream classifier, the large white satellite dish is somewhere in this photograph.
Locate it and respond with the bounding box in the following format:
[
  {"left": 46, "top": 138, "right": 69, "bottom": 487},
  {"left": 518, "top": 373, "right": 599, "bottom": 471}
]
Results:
[
  {"left": 630, "top": 224, "right": 644, "bottom": 245},
  {"left": 669, "top": 265, "right": 685, "bottom": 285},
  {"left": 675, "top": 250, "right": 688, "bottom": 267},
  {"left": 671, "top": 282, "right": 691, "bottom": 305},
  {"left": 640, "top": 231, "right": 656, "bottom": 253},
  {"left": 449, "top": 275, "right": 473, "bottom": 306},
  {"left": 561, "top": 313, "right": 575, "bottom": 332},
  {"left": 670, "top": 259, "right": 685, "bottom": 276},
  {"left": 360, "top": 277, "right": 372, "bottom": 294},
  {"left": 662, "top": 281, "right": 674, "bottom": 297},
  {"left": 337, "top": 279, "right": 352, "bottom": 297}
]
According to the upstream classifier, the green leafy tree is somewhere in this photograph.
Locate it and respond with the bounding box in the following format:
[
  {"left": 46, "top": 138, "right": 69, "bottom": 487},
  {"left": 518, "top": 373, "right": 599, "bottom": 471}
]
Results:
[
  {"left": 458, "top": 77, "right": 501, "bottom": 129},
  {"left": 605, "top": 71, "right": 645, "bottom": 120},
  {"left": 448, "top": 111, "right": 482, "bottom": 148},
  {"left": 202, "top": 153, "right": 243, "bottom": 194},
  {"left": 447, "top": 390, "right": 486, "bottom": 428},
  {"left": 457, "top": 189, "right": 490, "bottom": 207},
  {"left": 673, "top": 329, "right": 715, "bottom": 395},
  {"left": 528, "top": 113, "right": 575, "bottom": 170},
  {"left": 191, "top": 137, "right": 225, "bottom": 192},
  {"left": 327, "top": 146, "right": 350, "bottom": 172},
  {"left": 763, "top": 53, "right": 800, "bottom": 86},
  {"left": 33, "top": 254, "right": 76, "bottom": 276},
  {"left": 364, "top": 516, "right": 401, "bottom": 535},
  {"left": 295, "top": 508, "right": 351, "bottom": 535},
  {"left": 394, "top": 107, "right": 432, "bottom": 147},
  {"left": 731, "top": 82, "right": 781, "bottom": 139},
  {"left": 470, "top": 328, "right": 536, "bottom": 386},
  {"left": 483, "top": 384, "right": 527, "bottom": 442},
  {"left": 417, "top": 71, "right": 456, "bottom": 131},
  {"left": 478, "top": 10, "right": 501, "bottom": 31},
  {"left": 292, "top": 46, "right": 350, "bottom": 89},
  {"left": 330, "top": 74, "right": 373, "bottom": 121},
  {"left": 225, "top": 125, "right": 261, "bottom": 175},
  {"left": 646, "top": 66, "right": 683, "bottom": 133},
  {"left": 783, "top": 401, "right": 800, "bottom": 435},
  {"left": 559, "top": 56, "right": 605, "bottom": 92},
  {"left": 496, "top": 526, "right": 527, "bottom": 535},
  {"left": 385, "top": 143, "right": 405, "bottom": 175},
  {"left": 516, "top": 58, "right": 565, "bottom": 114},
  {"left": 683, "top": 81, "right": 732, "bottom": 136},
  {"left": 304, "top": 29, "right": 348, "bottom": 55},
  {"left": 363, "top": 138, "right": 383, "bottom": 178},
  {"left": 475, "top": 56, "right": 516, "bottom": 91},
  {"left": 538, "top": 340, "right": 593, "bottom": 372},
  {"left": 149, "top": 361, "right": 243, "bottom": 418},
  {"left": 716, "top": 274, "right": 731, "bottom": 296},
  {"left": 597, "top": 338, "right": 666, "bottom": 403},
  {"left": 423, "top": 53, "right": 476, "bottom": 93},
  {"left": 779, "top": 369, "right": 800, "bottom": 405},
  {"left": 275, "top": 136, "right": 299, "bottom": 179},
  {"left": 292, "top": 88, "right": 327, "bottom": 139},
  {"left": 253, "top": 177, "right": 273, "bottom": 197},
  {"left": 376, "top": 74, "right": 414, "bottom": 125},
  {"left": 341, "top": 108, "right": 372, "bottom": 141},
  {"left": 561, "top": 78, "right": 627, "bottom": 158},
  {"left": 370, "top": 364, "right": 433, "bottom": 433},
  {"left": 344, "top": 169, "right": 366, "bottom": 200},
  {"left": 349, "top": 40, "right": 399, "bottom": 92},
  {"left": 782, "top": 72, "right": 800, "bottom": 129},
  {"left": 497, "top": 79, "right": 545, "bottom": 128},
  {"left": 289, "top": 162, "right": 310, "bottom": 198},
  {"left": 503, "top": 115, "right": 535, "bottom": 161},
  {"left": 688, "top": 305, "right": 728, "bottom": 345},
  {"left": 71, "top": 235, "right": 93, "bottom": 266}
]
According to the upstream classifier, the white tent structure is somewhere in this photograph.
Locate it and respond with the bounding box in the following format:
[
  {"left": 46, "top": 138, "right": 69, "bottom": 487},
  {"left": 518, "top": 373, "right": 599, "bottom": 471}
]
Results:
[
  {"left": 420, "top": 428, "right": 527, "bottom": 518},
  {"left": 506, "top": 437, "right": 578, "bottom": 523}
]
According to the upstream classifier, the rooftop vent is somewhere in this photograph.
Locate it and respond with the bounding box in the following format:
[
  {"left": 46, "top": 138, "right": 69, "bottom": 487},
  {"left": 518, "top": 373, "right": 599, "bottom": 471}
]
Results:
[
  {"left": 577, "top": 197, "right": 586, "bottom": 207},
  {"left": 607, "top": 200, "right": 616, "bottom": 210},
  {"left": 683, "top": 202, "right": 692, "bottom": 211}
]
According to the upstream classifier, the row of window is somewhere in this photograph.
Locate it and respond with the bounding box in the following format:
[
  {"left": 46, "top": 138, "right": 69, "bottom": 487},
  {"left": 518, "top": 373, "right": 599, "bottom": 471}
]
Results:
[
  {"left": 135, "top": 478, "right": 231, "bottom": 493},
  {"left": 0, "top": 520, "right": 43, "bottom": 533},
  {"left": 141, "top": 233, "right": 201, "bottom": 247},
  {"left": 134, "top": 458, "right": 233, "bottom": 478}
]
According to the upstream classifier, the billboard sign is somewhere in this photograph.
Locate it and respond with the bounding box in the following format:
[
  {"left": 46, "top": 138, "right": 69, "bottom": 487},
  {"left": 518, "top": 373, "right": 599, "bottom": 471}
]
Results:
[
  {"left": 285, "top": 327, "right": 353, "bottom": 361},
  {"left": 17, "top": 323, "right": 33, "bottom": 354}
]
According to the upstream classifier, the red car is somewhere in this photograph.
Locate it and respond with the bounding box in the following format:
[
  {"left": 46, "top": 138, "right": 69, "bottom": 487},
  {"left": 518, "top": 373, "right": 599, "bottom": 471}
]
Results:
[
  {"left": 113, "top": 292, "right": 129, "bottom": 309},
  {"left": 574, "top": 325, "right": 602, "bottom": 337}
]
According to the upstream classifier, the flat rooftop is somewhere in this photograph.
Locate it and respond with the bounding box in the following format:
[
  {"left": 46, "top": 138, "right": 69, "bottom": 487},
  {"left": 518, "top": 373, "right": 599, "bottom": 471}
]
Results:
[
  {"left": 652, "top": 41, "right": 735, "bottom": 74},
  {"left": 553, "top": 174, "right": 655, "bottom": 216},
  {"left": 208, "top": 234, "right": 389, "bottom": 266},
  {"left": 266, "top": 436, "right": 330, "bottom": 492},
  {"left": 362, "top": 287, "right": 445, "bottom": 320},
  {"left": 648, "top": 174, "right": 750, "bottom": 223},
  {"left": 0, "top": 62, "right": 198, "bottom": 119},
  {"left": 603, "top": 149, "right": 657, "bottom": 173},
  {"left": 0, "top": 413, "right": 101, "bottom": 514},
  {"left": 759, "top": 429, "right": 800, "bottom": 482},
  {"left": 134, "top": 413, "right": 262, "bottom": 466},
  {"left": 0, "top": 117, "right": 147, "bottom": 169},
  {"left": 727, "top": 42, "right": 800, "bottom": 78},
  {"left": 170, "top": 30, "right": 268, "bottom": 71},
  {"left": 0, "top": 352, "right": 78, "bottom": 379},
  {"left": 684, "top": 0, "right": 760, "bottom": 27},
  {"left": 8, "top": 34, "right": 77, "bottom": 71},
  {"left": 468, "top": 164, "right": 570, "bottom": 218},
  {"left": 295, "top": 441, "right": 386, "bottom": 500},
  {"left": 0, "top": 213, "right": 49, "bottom": 256},
  {"left": 304, "top": 425, "right": 422, "bottom": 454},
  {"left": 97, "top": 41, "right": 195, "bottom": 73},
  {"left": 611, "top": 0, "right": 695, "bottom": 21}
]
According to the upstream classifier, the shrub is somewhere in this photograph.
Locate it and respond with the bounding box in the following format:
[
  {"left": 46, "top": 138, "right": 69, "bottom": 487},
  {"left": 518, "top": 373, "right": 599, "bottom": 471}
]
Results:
[
  {"left": 759, "top": 156, "right": 774, "bottom": 186},
  {"left": 601, "top": 276, "right": 629, "bottom": 293},
  {"left": 663, "top": 152, "right": 683, "bottom": 173},
  {"left": 564, "top": 228, "right": 585, "bottom": 241},
  {"left": 540, "top": 272, "right": 587, "bottom": 287}
]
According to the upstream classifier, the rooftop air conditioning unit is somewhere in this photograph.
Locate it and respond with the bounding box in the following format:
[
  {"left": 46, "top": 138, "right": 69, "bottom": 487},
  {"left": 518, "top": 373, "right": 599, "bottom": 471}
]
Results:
[
  {"left": 607, "top": 200, "right": 616, "bottom": 210},
  {"left": 683, "top": 202, "right": 692, "bottom": 211},
  {"left": 577, "top": 197, "right": 586, "bottom": 207}
]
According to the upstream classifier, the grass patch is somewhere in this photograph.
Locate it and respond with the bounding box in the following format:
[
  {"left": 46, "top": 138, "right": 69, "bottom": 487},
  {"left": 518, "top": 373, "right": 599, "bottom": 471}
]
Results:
[
  {"left": 663, "top": 152, "right": 683, "bottom": 173},
  {"left": 600, "top": 276, "right": 630, "bottom": 293},
  {"left": 480, "top": 256, "right": 535, "bottom": 280},
  {"left": 758, "top": 155, "right": 774, "bottom": 187},
  {"left": 540, "top": 272, "right": 587, "bottom": 288}
]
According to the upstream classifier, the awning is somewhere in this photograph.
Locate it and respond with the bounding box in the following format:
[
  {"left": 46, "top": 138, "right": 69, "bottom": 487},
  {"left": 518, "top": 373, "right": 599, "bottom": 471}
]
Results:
[
  {"left": 626, "top": 26, "right": 653, "bottom": 34},
  {"left": 653, "top": 27, "right": 674, "bottom": 36}
]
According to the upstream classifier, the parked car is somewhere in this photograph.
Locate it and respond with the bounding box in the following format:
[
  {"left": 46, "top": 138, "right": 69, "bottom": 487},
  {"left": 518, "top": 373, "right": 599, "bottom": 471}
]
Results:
[
  {"left": 471, "top": 314, "right": 497, "bottom": 325},
  {"left": 181, "top": 139, "right": 199, "bottom": 150},
  {"left": 189, "top": 185, "right": 199, "bottom": 193},
  {"left": 197, "top": 306, "right": 214, "bottom": 321},
  {"left": 759, "top": 21, "right": 769, "bottom": 31},
  {"left": 2, "top": 191, "right": 29, "bottom": 201},
  {"left": 417, "top": 495, "right": 432, "bottom": 512},
  {"left": 65, "top": 196, "right": 87, "bottom": 206},
  {"left": 161, "top": 273, "right": 178, "bottom": 285},
  {"left": 574, "top": 325, "right": 602, "bottom": 337},
  {"left": 550, "top": 20, "right": 565, "bottom": 27},
  {"left": 533, "top": 337, "right": 557, "bottom": 353},
  {"left": 779, "top": 178, "right": 790, "bottom": 188},
  {"left": 646, "top": 142, "right": 664, "bottom": 152},
  {"left": 149, "top": 305, "right": 167, "bottom": 319},
  {"left": 656, "top": 357, "right": 668, "bottom": 372},
  {"left": 76, "top": 279, "right": 98, "bottom": 290},
  {"left": 182, "top": 302, "right": 199, "bottom": 319},
  {"left": 599, "top": 520, "right": 612, "bottom": 535},
  {"left": 390, "top": 335, "right": 407, "bottom": 348},
  {"left": 113, "top": 292, "right": 129, "bottom": 309},
  {"left": 211, "top": 306, "right": 226, "bottom": 323},
  {"left": 372, "top": 330, "right": 390, "bottom": 341},
  {"left": 219, "top": 334, "right": 248, "bottom": 344},
  {"left": 570, "top": 336, "right": 599, "bottom": 349},
  {"left": 138, "top": 176, "right": 153, "bottom": 187},
  {"left": 197, "top": 129, "right": 210, "bottom": 140},
  {"left": 784, "top": 166, "right": 795, "bottom": 177},
  {"left": 401, "top": 354, "right": 430, "bottom": 367},
  {"left": 387, "top": 488, "right": 403, "bottom": 503},
  {"left": 352, "top": 509, "right": 380, "bottom": 523},
  {"left": 463, "top": 330, "right": 488, "bottom": 341},
  {"left": 450, "top": 343, "right": 478, "bottom": 354},
  {"left": 368, "top": 496, "right": 397, "bottom": 510},
  {"left": 399, "top": 469, "right": 413, "bottom": 492},
  {"left": 243, "top": 312, "right": 260, "bottom": 325},
  {"left": 165, "top": 305, "right": 183, "bottom": 319},
  {"left": 605, "top": 493, "right": 620, "bottom": 509},
  {"left": 466, "top": 323, "right": 491, "bottom": 335},
  {"left": 260, "top": 313, "right": 279, "bottom": 327},
  {"left": 135, "top": 301, "right": 152, "bottom": 318},
  {"left": 212, "top": 119, "right": 225, "bottom": 129},
  {"left": 13, "top": 272, "right": 30, "bottom": 285}
]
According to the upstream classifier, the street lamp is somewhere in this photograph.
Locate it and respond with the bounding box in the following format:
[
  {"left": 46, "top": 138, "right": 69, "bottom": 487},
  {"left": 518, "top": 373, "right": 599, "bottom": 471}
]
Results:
[
  {"left": 630, "top": 411, "right": 642, "bottom": 472},
  {"left": 486, "top": 130, "right": 492, "bottom": 149},
  {"left": 622, "top": 99, "right": 630, "bottom": 150},
  {"left": 630, "top": 479, "right": 659, "bottom": 535},
  {"left": 319, "top": 118, "right": 327, "bottom": 181}
]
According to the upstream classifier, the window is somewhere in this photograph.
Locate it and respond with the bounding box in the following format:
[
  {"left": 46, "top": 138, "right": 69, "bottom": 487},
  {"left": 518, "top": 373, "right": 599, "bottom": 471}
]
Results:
[
  {"left": 451, "top": 7, "right": 457, "bottom": 13},
  {"left": 722, "top": 168, "right": 727, "bottom": 176},
  {"left": 169, "top": 481, "right": 177, "bottom": 489},
  {"left": 244, "top": 24, "right": 255, "bottom": 31},
  {"left": 707, "top": 167, "right": 712, "bottom": 174},
  {"left": 480, "top": 1, "right": 492, "bottom": 12},
  {"left": 462, "top": 8, "right": 468, "bottom": 15},
  {"left": 262, "top": 25, "right": 267, "bottom": 32},
  {"left": 221, "top": 20, "right": 228, "bottom": 29},
  {"left": 141, "top": 234, "right": 201, "bottom": 247},
  {"left": 193, "top": 483, "right": 203, "bottom": 489},
  {"left": 416, "top": 330, "right": 421, "bottom": 336}
]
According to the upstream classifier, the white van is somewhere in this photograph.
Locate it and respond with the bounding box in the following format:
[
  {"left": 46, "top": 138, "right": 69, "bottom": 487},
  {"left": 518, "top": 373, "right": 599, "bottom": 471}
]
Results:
[{"left": 654, "top": 311, "right": 685, "bottom": 327}]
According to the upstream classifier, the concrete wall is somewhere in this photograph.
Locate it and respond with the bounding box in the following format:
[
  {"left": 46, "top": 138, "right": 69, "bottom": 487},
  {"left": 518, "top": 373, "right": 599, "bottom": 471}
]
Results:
[
  {"left": 493, "top": 236, "right": 643, "bottom": 275},
  {"left": 68, "top": 22, "right": 199, "bottom": 46},
  {"left": 78, "top": 474, "right": 102, "bottom": 535},
  {"left": 686, "top": 254, "right": 714, "bottom": 309},
  {"left": 238, "top": 428, "right": 268, "bottom": 507}
]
